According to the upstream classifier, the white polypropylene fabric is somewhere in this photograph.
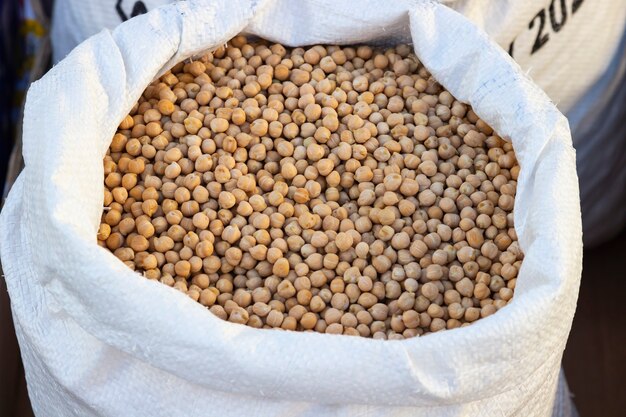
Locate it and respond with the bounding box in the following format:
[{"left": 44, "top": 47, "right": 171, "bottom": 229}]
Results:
[{"left": 1, "top": 1, "right": 583, "bottom": 416}]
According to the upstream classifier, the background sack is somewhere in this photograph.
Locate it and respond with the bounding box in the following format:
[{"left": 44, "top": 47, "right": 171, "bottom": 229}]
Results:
[
  {"left": 1, "top": 0, "right": 582, "bottom": 416},
  {"left": 50, "top": 0, "right": 625, "bottom": 246}
]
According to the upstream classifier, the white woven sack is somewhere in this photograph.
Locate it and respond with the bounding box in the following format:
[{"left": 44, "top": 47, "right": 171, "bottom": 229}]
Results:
[{"left": 1, "top": 1, "right": 582, "bottom": 416}]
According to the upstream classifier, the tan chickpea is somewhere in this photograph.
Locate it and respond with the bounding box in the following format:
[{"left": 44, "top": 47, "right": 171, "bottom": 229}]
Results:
[
  {"left": 103, "top": 38, "right": 520, "bottom": 339},
  {"left": 335, "top": 232, "right": 353, "bottom": 251},
  {"left": 218, "top": 191, "right": 236, "bottom": 209}
]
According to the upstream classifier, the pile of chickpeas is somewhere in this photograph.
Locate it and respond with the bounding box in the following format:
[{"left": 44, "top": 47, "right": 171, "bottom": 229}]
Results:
[{"left": 99, "top": 36, "right": 522, "bottom": 339}]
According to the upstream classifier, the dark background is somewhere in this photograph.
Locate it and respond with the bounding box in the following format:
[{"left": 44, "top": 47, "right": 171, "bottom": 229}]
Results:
[{"left": 0, "top": 0, "right": 21, "bottom": 192}]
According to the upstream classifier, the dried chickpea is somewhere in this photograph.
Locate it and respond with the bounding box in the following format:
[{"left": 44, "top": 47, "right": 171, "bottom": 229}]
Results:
[{"left": 102, "top": 37, "right": 521, "bottom": 339}]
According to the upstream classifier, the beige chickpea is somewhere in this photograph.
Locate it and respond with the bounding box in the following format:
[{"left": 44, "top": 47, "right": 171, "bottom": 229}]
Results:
[{"left": 103, "top": 38, "right": 520, "bottom": 339}]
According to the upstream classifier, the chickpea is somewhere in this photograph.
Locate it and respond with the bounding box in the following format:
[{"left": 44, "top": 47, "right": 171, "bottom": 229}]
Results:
[{"left": 103, "top": 38, "right": 520, "bottom": 339}]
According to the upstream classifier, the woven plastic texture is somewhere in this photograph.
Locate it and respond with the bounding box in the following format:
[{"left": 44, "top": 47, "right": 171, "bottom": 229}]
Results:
[{"left": 0, "top": 1, "right": 582, "bottom": 416}]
